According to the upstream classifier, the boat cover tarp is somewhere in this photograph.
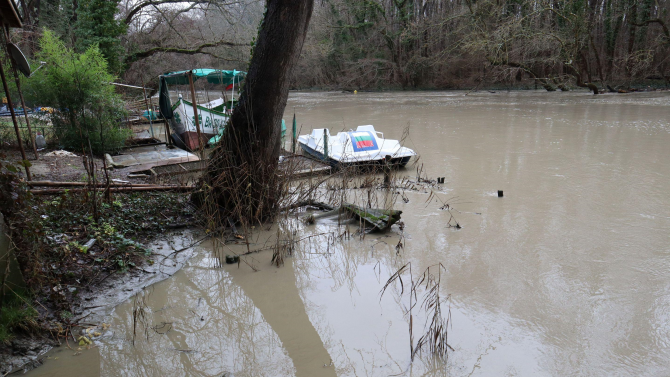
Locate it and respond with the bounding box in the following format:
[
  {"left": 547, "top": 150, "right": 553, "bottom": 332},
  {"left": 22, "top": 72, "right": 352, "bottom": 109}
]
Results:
[
  {"left": 159, "top": 69, "right": 245, "bottom": 120},
  {"left": 158, "top": 76, "right": 173, "bottom": 120},
  {"left": 160, "top": 69, "right": 246, "bottom": 86}
]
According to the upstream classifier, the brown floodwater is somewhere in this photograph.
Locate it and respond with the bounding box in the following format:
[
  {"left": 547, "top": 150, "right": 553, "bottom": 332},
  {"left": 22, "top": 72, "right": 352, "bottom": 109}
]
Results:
[{"left": 26, "top": 90, "right": 670, "bottom": 376}]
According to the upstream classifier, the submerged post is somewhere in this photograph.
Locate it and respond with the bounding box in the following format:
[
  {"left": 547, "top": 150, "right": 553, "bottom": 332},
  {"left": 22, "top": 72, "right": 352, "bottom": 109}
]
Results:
[
  {"left": 292, "top": 112, "right": 297, "bottom": 154},
  {"left": 383, "top": 155, "right": 391, "bottom": 186},
  {"left": 323, "top": 129, "right": 328, "bottom": 160},
  {"left": 188, "top": 70, "right": 203, "bottom": 154}
]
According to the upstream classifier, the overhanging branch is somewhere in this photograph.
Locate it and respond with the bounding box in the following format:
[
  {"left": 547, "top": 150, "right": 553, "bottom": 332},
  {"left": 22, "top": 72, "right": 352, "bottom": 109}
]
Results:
[
  {"left": 124, "top": 40, "right": 246, "bottom": 65},
  {"left": 631, "top": 18, "right": 670, "bottom": 44}
]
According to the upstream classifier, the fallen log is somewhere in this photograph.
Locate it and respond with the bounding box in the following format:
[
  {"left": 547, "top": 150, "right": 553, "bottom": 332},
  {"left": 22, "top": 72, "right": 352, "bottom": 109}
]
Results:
[
  {"left": 30, "top": 186, "right": 193, "bottom": 195},
  {"left": 298, "top": 202, "right": 402, "bottom": 232},
  {"left": 341, "top": 203, "right": 402, "bottom": 231},
  {"left": 281, "top": 199, "right": 335, "bottom": 212}
]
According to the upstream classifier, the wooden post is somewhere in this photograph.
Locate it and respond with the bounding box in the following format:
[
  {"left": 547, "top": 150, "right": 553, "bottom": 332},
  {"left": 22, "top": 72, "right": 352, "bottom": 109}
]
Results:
[
  {"left": 220, "top": 71, "right": 228, "bottom": 103},
  {"left": 0, "top": 48, "right": 30, "bottom": 180},
  {"left": 188, "top": 70, "right": 203, "bottom": 155},
  {"left": 323, "top": 129, "right": 328, "bottom": 160},
  {"left": 292, "top": 112, "right": 297, "bottom": 154},
  {"left": 383, "top": 156, "right": 391, "bottom": 186}
]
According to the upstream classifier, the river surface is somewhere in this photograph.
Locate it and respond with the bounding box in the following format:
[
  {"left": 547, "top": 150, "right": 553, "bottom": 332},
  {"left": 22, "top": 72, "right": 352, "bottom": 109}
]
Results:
[{"left": 26, "top": 90, "right": 670, "bottom": 376}]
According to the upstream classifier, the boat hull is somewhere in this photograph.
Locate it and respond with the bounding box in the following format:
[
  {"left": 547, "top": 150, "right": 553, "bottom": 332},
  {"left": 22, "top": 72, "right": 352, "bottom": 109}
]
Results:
[
  {"left": 300, "top": 143, "right": 411, "bottom": 169},
  {"left": 168, "top": 98, "right": 228, "bottom": 151},
  {"left": 180, "top": 131, "right": 216, "bottom": 151}
]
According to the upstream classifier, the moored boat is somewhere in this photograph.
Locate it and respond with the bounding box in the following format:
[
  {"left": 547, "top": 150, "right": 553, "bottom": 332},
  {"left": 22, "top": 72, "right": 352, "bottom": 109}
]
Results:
[
  {"left": 297, "top": 125, "right": 416, "bottom": 168},
  {"left": 158, "top": 68, "right": 244, "bottom": 151},
  {"left": 170, "top": 95, "right": 231, "bottom": 150}
]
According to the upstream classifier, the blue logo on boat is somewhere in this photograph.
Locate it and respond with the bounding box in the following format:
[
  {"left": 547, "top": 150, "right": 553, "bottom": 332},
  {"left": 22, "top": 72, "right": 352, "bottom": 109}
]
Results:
[{"left": 349, "top": 131, "right": 379, "bottom": 152}]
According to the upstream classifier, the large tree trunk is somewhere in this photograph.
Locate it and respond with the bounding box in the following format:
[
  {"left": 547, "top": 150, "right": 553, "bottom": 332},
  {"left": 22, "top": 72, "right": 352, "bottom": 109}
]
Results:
[{"left": 202, "top": 0, "right": 314, "bottom": 223}]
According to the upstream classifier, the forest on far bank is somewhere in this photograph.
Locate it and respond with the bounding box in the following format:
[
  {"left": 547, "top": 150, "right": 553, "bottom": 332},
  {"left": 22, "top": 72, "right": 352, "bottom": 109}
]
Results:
[{"left": 10, "top": 0, "right": 670, "bottom": 92}]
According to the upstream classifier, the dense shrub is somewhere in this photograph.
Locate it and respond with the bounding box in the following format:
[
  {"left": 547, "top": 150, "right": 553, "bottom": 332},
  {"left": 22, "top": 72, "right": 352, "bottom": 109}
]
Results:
[{"left": 24, "top": 30, "right": 130, "bottom": 155}]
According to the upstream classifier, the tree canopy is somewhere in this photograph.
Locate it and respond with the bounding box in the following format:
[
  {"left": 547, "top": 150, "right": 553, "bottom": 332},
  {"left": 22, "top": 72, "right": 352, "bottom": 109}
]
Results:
[
  {"left": 11, "top": 0, "right": 670, "bottom": 89},
  {"left": 74, "top": 0, "right": 128, "bottom": 73}
]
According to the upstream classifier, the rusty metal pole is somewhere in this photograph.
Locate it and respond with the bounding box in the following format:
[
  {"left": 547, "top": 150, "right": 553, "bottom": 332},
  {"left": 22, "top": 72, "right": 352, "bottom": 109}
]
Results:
[
  {"left": 146, "top": 91, "right": 162, "bottom": 143},
  {"left": 140, "top": 78, "right": 155, "bottom": 139},
  {"left": 0, "top": 50, "right": 30, "bottom": 180},
  {"left": 2, "top": 26, "right": 37, "bottom": 159},
  {"left": 188, "top": 71, "right": 203, "bottom": 155},
  {"left": 10, "top": 70, "right": 37, "bottom": 159}
]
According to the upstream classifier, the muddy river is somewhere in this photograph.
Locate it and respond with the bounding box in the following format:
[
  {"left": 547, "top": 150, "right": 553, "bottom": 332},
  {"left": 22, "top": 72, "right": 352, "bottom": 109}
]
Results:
[{"left": 26, "top": 91, "right": 670, "bottom": 376}]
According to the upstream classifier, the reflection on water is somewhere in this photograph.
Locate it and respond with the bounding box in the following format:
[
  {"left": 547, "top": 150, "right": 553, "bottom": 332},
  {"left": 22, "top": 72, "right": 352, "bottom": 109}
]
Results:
[
  {"left": 98, "top": 251, "right": 295, "bottom": 377},
  {"left": 26, "top": 90, "right": 670, "bottom": 376}
]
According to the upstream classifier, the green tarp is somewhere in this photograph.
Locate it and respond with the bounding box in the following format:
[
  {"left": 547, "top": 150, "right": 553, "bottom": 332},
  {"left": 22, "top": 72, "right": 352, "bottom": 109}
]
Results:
[
  {"left": 159, "top": 69, "right": 245, "bottom": 120},
  {"left": 158, "top": 76, "right": 173, "bottom": 119},
  {"left": 160, "top": 69, "right": 246, "bottom": 86}
]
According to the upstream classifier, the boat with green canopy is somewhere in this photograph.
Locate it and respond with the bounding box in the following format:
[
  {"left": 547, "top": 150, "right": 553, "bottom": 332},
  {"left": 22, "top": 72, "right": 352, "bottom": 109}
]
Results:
[
  {"left": 159, "top": 69, "right": 240, "bottom": 151},
  {"left": 159, "top": 68, "right": 285, "bottom": 151}
]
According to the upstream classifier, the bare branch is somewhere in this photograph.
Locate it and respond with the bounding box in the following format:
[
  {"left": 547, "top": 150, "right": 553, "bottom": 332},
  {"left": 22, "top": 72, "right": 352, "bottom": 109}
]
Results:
[
  {"left": 124, "top": 0, "right": 214, "bottom": 25},
  {"left": 631, "top": 18, "right": 670, "bottom": 43},
  {"left": 124, "top": 39, "right": 246, "bottom": 65}
]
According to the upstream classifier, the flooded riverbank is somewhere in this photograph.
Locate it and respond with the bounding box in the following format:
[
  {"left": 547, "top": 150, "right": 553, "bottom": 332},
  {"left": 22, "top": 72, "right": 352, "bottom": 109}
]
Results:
[{"left": 27, "top": 90, "right": 670, "bottom": 376}]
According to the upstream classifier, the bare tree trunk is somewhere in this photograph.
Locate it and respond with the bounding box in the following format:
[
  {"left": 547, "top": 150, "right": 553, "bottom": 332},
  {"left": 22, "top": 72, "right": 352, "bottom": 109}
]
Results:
[{"left": 202, "top": 0, "right": 314, "bottom": 223}]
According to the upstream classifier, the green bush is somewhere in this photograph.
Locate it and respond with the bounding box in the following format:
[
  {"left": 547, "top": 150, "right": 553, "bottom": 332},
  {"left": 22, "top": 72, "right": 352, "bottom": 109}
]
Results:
[{"left": 24, "top": 29, "right": 130, "bottom": 156}]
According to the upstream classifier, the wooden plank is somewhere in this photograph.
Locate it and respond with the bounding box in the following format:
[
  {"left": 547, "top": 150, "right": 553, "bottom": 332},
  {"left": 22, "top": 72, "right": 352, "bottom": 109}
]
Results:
[
  {"left": 31, "top": 186, "right": 193, "bottom": 195},
  {"left": 27, "top": 181, "right": 164, "bottom": 187},
  {"left": 126, "top": 156, "right": 201, "bottom": 174}
]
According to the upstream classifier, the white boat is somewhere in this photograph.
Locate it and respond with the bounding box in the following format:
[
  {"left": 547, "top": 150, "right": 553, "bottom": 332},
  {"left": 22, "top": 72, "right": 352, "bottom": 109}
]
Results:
[
  {"left": 169, "top": 94, "right": 231, "bottom": 151},
  {"left": 297, "top": 125, "right": 416, "bottom": 167}
]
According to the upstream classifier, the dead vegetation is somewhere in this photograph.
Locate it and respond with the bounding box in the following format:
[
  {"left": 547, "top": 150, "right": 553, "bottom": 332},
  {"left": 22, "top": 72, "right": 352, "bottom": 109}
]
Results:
[
  {"left": 191, "top": 122, "right": 461, "bottom": 364},
  {"left": 381, "top": 262, "right": 453, "bottom": 362}
]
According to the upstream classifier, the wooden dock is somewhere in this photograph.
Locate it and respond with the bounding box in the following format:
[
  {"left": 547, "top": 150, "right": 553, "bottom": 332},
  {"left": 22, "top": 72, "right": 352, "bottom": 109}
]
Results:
[{"left": 117, "top": 149, "right": 331, "bottom": 181}]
